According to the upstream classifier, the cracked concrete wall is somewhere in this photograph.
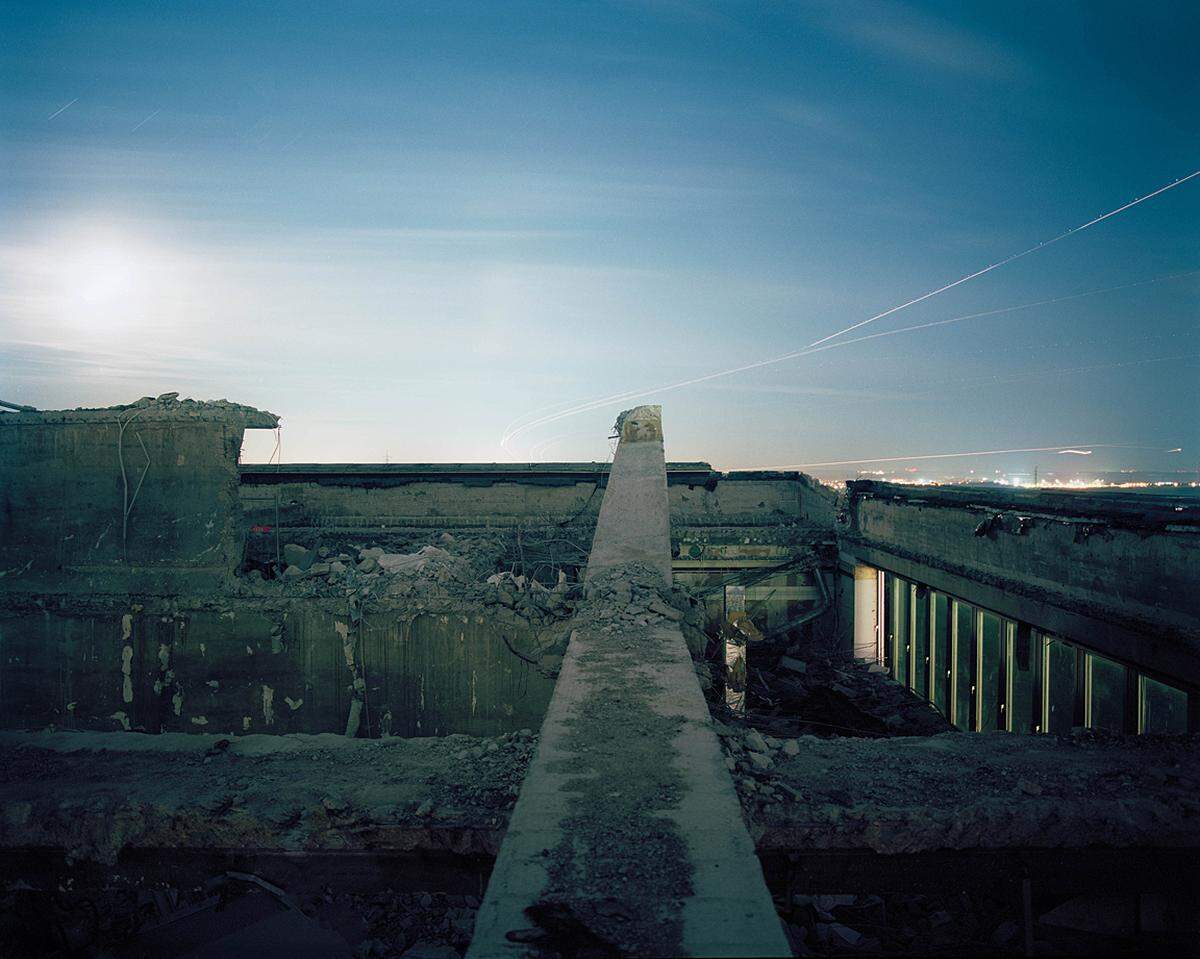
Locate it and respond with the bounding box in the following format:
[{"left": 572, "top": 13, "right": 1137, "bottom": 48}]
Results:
[
  {"left": 840, "top": 483, "right": 1200, "bottom": 685},
  {"left": 1, "top": 409, "right": 272, "bottom": 593},
  {"left": 239, "top": 474, "right": 837, "bottom": 531},
  {"left": 0, "top": 605, "right": 553, "bottom": 737}
]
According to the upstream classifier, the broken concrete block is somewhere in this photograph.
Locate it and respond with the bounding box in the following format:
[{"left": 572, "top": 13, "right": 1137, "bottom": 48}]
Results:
[
  {"left": 282, "top": 543, "right": 314, "bottom": 570},
  {"left": 646, "top": 596, "right": 684, "bottom": 620},
  {"left": 356, "top": 557, "right": 379, "bottom": 574},
  {"left": 747, "top": 750, "right": 772, "bottom": 771},
  {"left": 781, "top": 739, "right": 800, "bottom": 757},
  {"left": 744, "top": 728, "right": 770, "bottom": 753}
]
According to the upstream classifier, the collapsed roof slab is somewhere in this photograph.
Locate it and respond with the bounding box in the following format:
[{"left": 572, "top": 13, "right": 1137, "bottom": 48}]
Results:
[{"left": 469, "top": 406, "right": 790, "bottom": 958}]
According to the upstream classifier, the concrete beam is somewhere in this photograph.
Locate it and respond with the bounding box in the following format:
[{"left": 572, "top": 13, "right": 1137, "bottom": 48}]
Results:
[
  {"left": 469, "top": 406, "right": 789, "bottom": 958},
  {"left": 840, "top": 482, "right": 1200, "bottom": 688},
  {"left": 584, "top": 407, "right": 674, "bottom": 586}
]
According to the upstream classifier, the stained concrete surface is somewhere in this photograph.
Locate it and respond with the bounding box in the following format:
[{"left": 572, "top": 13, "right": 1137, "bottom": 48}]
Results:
[
  {"left": 1, "top": 395, "right": 277, "bottom": 593},
  {"left": 584, "top": 406, "right": 674, "bottom": 586},
  {"left": 471, "top": 404, "right": 789, "bottom": 958}
]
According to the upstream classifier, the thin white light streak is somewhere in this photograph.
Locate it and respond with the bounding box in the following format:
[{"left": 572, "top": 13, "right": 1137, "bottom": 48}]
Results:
[
  {"left": 131, "top": 109, "right": 160, "bottom": 132},
  {"left": 47, "top": 98, "right": 78, "bottom": 120},
  {"left": 500, "top": 170, "right": 1200, "bottom": 451},
  {"left": 804, "top": 169, "right": 1200, "bottom": 350},
  {"left": 731, "top": 443, "right": 1184, "bottom": 472}
]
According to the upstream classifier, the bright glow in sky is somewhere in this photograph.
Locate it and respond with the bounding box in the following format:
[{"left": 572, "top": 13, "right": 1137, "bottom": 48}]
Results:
[{"left": 2, "top": 1, "right": 1197, "bottom": 476}]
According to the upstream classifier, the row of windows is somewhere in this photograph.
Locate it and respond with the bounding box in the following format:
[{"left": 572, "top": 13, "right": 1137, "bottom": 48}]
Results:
[{"left": 879, "top": 572, "right": 1189, "bottom": 735}]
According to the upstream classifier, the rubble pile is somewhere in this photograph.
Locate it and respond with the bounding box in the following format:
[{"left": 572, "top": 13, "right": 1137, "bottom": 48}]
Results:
[
  {"left": 776, "top": 888, "right": 1048, "bottom": 956},
  {"left": 0, "top": 869, "right": 479, "bottom": 958},
  {"left": 743, "top": 654, "right": 955, "bottom": 739},
  {"left": 570, "top": 562, "right": 710, "bottom": 660},
  {"left": 240, "top": 530, "right": 585, "bottom": 634},
  {"left": 346, "top": 891, "right": 478, "bottom": 957},
  {"left": 714, "top": 723, "right": 1200, "bottom": 855},
  {"left": 0, "top": 728, "right": 539, "bottom": 866}
]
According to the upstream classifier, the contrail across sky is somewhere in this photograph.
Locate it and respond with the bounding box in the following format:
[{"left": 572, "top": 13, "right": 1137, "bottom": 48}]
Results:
[
  {"left": 729, "top": 444, "right": 1184, "bottom": 472},
  {"left": 46, "top": 98, "right": 78, "bottom": 120},
  {"left": 501, "top": 169, "right": 1200, "bottom": 452}
]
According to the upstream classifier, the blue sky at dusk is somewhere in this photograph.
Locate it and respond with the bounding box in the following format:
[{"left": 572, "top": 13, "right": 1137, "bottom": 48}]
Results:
[{"left": 2, "top": 1, "right": 1197, "bottom": 476}]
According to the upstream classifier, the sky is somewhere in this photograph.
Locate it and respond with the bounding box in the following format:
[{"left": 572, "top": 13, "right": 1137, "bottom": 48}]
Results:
[{"left": 2, "top": 0, "right": 1197, "bottom": 477}]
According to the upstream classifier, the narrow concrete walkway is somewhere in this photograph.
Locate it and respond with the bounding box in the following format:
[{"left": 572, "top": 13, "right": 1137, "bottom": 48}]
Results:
[{"left": 468, "top": 407, "right": 790, "bottom": 958}]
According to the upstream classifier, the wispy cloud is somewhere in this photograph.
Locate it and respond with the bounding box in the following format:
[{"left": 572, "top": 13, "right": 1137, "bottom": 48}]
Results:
[{"left": 811, "top": 3, "right": 1027, "bottom": 80}]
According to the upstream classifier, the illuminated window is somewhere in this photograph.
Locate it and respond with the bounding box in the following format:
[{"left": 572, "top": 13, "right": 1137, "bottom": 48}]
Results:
[
  {"left": 953, "top": 601, "right": 975, "bottom": 730},
  {"left": 881, "top": 573, "right": 894, "bottom": 674},
  {"left": 913, "top": 586, "right": 930, "bottom": 699},
  {"left": 1141, "top": 676, "right": 1188, "bottom": 734},
  {"left": 1007, "top": 625, "right": 1039, "bottom": 734},
  {"left": 1044, "top": 637, "right": 1079, "bottom": 735},
  {"left": 1087, "top": 653, "right": 1127, "bottom": 733},
  {"left": 893, "top": 578, "right": 911, "bottom": 688},
  {"left": 979, "top": 612, "right": 1003, "bottom": 731},
  {"left": 931, "top": 592, "right": 952, "bottom": 716}
]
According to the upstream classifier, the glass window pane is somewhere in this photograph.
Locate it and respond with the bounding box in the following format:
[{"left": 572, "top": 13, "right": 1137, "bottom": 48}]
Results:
[
  {"left": 1045, "top": 638, "right": 1077, "bottom": 735},
  {"left": 1008, "top": 626, "right": 1039, "bottom": 734},
  {"left": 932, "top": 593, "right": 951, "bottom": 716},
  {"left": 979, "top": 613, "right": 1003, "bottom": 731},
  {"left": 893, "top": 579, "right": 910, "bottom": 687},
  {"left": 882, "top": 573, "right": 894, "bottom": 673},
  {"left": 953, "top": 602, "right": 975, "bottom": 730},
  {"left": 1089, "top": 654, "right": 1127, "bottom": 733},
  {"left": 1142, "top": 676, "right": 1188, "bottom": 734},
  {"left": 913, "top": 587, "right": 930, "bottom": 698}
]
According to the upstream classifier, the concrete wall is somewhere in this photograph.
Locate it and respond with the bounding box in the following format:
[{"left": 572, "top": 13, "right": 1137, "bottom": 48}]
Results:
[
  {"left": 1, "top": 399, "right": 276, "bottom": 593},
  {"left": 671, "top": 475, "right": 837, "bottom": 527},
  {"left": 0, "top": 604, "right": 553, "bottom": 737},
  {"left": 840, "top": 482, "right": 1200, "bottom": 686},
  {"left": 239, "top": 467, "right": 838, "bottom": 531}
]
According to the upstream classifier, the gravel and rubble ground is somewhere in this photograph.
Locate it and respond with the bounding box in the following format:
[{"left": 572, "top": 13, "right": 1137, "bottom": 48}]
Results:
[
  {"left": 0, "top": 728, "right": 536, "bottom": 865},
  {"left": 741, "top": 649, "right": 955, "bottom": 739},
  {"left": 713, "top": 721, "right": 1200, "bottom": 955},
  {"left": 1, "top": 873, "right": 482, "bottom": 958},
  {"left": 716, "top": 723, "right": 1200, "bottom": 853},
  {"left": 0, "top": 730, "right": 539, "bottom": 956}
]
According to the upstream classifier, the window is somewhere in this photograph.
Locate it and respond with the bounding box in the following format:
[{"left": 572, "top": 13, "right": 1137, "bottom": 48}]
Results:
[
  {"left": 1044, "top": 637, "right": 1078, "bottom": 735},
  {"left": 1088, "top": 653, "right": 1127, "bottom": 733},
  {"left": 1141, "top": 676, "right": 1188, "bottom": 734},
  {"left": 979, "top": 612, "right": 1003, "bottom": 731},
  {"left": 953, "top": 601, "right": 975, "bottom": 730},
  {"left": 1008, "top": 625, "right": 1039, "bottom": 734},
  {"left": 873, "top": 574, "right": 1190, "bottom": 740},
  {"left": 913, "top": 586, "right": 930, "bottom": 699},
  {"left": 893, "top": 578, "right": 911, "bottom": 687},
  {"left": 881, "top": 573, "right": 894, "bottom": 674},
  {"left": 931, "top": 592, "right": 952, "bottom": 716}
]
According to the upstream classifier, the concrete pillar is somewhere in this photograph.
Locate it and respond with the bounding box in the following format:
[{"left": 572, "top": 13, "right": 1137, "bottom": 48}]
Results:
[
  {"left": 468, "top": 405, "right": 790, "bottom": 958},
  {"left": 853, "top": 563, "right": 879, "bottom": 662}
]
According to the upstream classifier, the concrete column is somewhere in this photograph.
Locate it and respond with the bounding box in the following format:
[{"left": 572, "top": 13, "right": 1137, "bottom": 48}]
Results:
[
  {"left": 853, "top": 563, "right": 879, "bottom": 662},
  {"left": 468, "top": 405, "right": 790, "bottom": 958}
]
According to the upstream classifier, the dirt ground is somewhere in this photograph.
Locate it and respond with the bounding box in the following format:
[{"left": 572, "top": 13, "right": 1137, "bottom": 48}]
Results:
[
  {"left": 0, "top": 728, "right": 535, "bottom": 865},
  {"left": 717, "top": 723, "right": 1200, "bottom": 854}
]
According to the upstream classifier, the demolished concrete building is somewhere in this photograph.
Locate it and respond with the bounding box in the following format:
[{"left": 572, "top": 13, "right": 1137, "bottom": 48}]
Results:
[{"left": 0, "top": 396, "right": 1197, "bottom": 957}]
